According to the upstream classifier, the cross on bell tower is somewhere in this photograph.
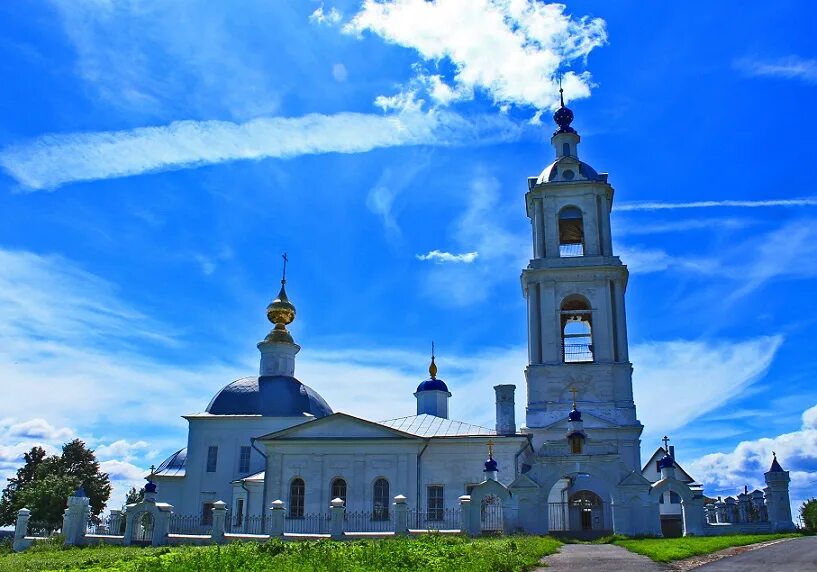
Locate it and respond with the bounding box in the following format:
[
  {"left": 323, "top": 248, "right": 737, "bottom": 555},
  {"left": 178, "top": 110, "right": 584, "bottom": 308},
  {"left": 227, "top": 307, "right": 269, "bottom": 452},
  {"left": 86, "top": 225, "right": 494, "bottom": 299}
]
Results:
[{"left": 521, "top": 85, "right": 643, "bottom": 473}]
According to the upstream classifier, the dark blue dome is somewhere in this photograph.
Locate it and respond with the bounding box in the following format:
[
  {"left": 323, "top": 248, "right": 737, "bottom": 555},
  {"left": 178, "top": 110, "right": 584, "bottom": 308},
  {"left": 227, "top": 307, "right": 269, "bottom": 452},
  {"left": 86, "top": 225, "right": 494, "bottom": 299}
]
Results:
[
  {"left": 144, "top": 480, "right": 157, "bottom": 494},
  {"left": 484, "top": 457, "right": 498, "bottom": 473},
  {"left": 206, "top": 376, "right": 332, "bottom": 417},
  {"left": 568, "top": 407, "right": 582, "bottom": 422},
  {"left": 416, "top": 378, "right": 450, "bottom": 393},
  {"left": 657, "top": 453, "right": 675, "bottom": 470}
]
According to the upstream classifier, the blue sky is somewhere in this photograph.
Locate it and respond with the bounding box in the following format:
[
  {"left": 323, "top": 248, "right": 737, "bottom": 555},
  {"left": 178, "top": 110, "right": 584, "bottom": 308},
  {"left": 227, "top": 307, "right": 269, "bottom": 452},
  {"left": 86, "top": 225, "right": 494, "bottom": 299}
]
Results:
[{"left": 1, "top": 0, "right": 816, "bottom": 516}]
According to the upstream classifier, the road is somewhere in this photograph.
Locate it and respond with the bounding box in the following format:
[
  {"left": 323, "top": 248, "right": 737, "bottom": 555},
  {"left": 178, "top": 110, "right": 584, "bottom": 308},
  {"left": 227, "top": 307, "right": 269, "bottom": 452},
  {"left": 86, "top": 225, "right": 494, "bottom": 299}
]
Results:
[{"left": 693, "top": 536, "right": 817, "bottom": 571}]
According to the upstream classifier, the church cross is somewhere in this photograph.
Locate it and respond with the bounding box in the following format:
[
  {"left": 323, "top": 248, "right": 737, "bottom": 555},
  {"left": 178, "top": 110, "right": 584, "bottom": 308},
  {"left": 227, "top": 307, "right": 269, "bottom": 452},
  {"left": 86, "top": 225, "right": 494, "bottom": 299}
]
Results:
[
  {"left": 281, "top": 252, "right": 288, "bottom": 283},
  {"left": 569, "top": 386, "right": 578, "bottom": 405},
  {"left": 487, "top": 440, "right": 495, "bottom": 458},
  {"left": 149, "top": 464, "right": 156, "bottom": 475},
  {"left": 662, "top": 435, "right": 670, "bottom": 451}
]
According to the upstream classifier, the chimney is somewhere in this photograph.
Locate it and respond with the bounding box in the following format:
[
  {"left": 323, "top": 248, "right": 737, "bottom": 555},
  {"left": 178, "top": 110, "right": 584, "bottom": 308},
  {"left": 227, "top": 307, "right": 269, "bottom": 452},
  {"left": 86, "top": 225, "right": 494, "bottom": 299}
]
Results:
[{"left": 494, "top": 385, "right": 516, "bottom": 435}]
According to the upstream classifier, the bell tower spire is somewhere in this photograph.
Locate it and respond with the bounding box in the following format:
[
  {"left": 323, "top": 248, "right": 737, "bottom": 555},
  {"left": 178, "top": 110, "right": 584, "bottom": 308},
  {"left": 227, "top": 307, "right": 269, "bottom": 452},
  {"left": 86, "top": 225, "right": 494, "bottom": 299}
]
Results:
[
  {"left": 258, "top": 252, "right": 301, "bottom": 377},
  {"left": 521, "top": 88, "right": 642, "bottom": 471}
]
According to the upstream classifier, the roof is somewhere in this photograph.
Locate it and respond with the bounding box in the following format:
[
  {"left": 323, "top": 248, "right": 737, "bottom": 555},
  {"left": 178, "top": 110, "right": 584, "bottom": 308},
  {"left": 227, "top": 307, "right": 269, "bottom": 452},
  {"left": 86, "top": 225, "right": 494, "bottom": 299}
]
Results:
[
  {"left": 205, "top": 375, "right": 332, "bottom": 417},
  {"left": 769, "top": 455, "right": 785, "bottom": 473},
  {"left": 154, "top": 448, "right": 186, "bottom": 478},
  {"left": 641, "top": 447, "right": 696, "bottom": 484},
  {"left": 379, "top": 414, "right": 495, "bottom": 437},
  {"left": 415, "top": 378, "right": 450, "bottom": 393},
  {"left": 537, "top": 156, "right": 604, "bottom": 185}
]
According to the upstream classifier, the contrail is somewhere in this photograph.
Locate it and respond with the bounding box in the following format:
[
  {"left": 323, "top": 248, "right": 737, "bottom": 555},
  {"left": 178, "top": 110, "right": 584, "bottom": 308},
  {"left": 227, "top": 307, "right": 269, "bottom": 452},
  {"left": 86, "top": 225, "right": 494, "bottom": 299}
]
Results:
[{"left": 617, "top": 198, "right": 817, "bottom": 212}]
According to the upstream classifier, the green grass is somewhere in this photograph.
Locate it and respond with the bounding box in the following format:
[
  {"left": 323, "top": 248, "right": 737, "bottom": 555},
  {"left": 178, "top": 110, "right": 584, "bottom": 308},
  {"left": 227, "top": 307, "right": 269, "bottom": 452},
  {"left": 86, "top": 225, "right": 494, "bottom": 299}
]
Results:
[
  {"left": 613, "top": 533, "right": 801, "bottom": 562},
  {"left": 0, "top": 535, "right": 562, "bottom": 572}
]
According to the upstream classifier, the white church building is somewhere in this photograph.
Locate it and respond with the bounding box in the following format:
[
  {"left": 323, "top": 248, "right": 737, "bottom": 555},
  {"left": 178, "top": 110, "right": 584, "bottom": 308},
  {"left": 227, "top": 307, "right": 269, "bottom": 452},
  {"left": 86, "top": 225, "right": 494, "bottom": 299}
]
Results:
[{"left": 149, "top": 94, "right": 794, "bottom": 537}]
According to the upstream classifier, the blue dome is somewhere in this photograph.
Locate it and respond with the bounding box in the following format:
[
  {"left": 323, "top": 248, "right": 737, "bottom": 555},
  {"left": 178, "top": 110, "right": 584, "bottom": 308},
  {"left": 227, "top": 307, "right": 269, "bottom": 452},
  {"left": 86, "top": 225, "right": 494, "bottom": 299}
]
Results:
[
  {"left": 568, "top": 407, "right": 582, "bottom": 422},
  {"left": 416, "top": 378, "right": 450, "bottom": 393},
  {"left": 206, "top": 376, "right": 332, "bottom": 417},
  {"left": 484, "top": 457, "right": 498, "bottom": 473},
  {"left": 657, "top": 453, "right": 675, "bottom": 470}
]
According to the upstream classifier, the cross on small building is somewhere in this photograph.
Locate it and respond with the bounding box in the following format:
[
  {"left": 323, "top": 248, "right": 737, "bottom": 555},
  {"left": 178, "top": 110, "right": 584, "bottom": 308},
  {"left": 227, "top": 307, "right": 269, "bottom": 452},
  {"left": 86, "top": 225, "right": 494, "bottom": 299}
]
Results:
[
  {"left": 569, "top": 386, "right": 578, "bottom": 404},
  {"left": 281, "top": 252, "right": 288, "bottom": 282},
  {"left": 149, "top": 465, "right": 156, "bottom": 476},
  {"left": 487, "top": 439, "right": 495, "bottom": 458},
  {"left": 662, "top": 435, "right": 670, "bottom": 451}
]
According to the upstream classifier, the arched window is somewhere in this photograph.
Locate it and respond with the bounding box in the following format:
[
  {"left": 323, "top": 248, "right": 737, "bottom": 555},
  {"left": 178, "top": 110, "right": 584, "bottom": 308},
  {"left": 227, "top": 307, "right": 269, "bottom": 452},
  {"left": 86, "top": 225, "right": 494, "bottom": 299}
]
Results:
[
  {"left": 568, "top": 432, "right": 585, "bottom": 454},
  {"left": 561, "top": 297, "right": 593, "bottom": 363},
  {"left": 558, "top": 206, "right": 584, "bottom": 257},
  {"left": 562, "top": 142, "right": 571, "bottom": 157},
  {"left": 289, "top": 478, "right": 305, "bottom": 518},
  {"left": 372, "top": 478, "right": 390, "bottom": 520},
  {"left": 331, "top": 478, "right": 347, "bottom": 504}
]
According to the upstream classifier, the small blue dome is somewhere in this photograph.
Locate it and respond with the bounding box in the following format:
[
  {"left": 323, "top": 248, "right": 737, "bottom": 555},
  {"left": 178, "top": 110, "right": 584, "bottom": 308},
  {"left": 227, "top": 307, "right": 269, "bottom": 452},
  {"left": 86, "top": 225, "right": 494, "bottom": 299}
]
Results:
[
  {"left": 484, "top": 457, "right": 498, "bottom": 473},
  {"left": 144, "top": 480, "right": 157, "bottom": 494},
  {"left": 416, "top": 378, "right": 450, "bottom": 393},
  {"left": 568, "top": 407, "right": 582, "bottom": 422},
  {"left": 206, "top": 376, "right": 332, "bottom": 417},
  {"left": 657, "top": 453, "right": 675, "bottom": 470}
]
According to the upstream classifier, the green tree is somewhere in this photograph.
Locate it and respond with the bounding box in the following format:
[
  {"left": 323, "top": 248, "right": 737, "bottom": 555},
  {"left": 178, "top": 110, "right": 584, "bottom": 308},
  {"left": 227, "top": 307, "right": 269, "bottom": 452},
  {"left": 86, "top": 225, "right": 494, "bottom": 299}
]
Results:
[
  {"left": 125, "top": 486, "right": 145, "bottom": 506},
  {"left": 0, "top": 440, "right": 112, "bottom": 528},
  {"left": 801, "top": 498, "right": 817, "bottom": 532}
]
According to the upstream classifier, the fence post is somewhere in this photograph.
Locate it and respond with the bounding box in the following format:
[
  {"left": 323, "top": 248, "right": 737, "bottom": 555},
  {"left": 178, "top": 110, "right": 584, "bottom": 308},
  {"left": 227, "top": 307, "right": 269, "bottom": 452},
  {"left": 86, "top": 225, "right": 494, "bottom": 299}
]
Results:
[
  {"left": 269, "top": 499, "right": 286, "bottom": 537},
  {"left": 12, "top": 508, "right": 31, "bottom": 552},
  {"left": 109, "top": 509, "right": 122, "bottom": 536},
  {"left": 63, "top": 489, "right": 91, "bottom": 546},
  {"left": 211, "top": 501, "right": 227, "bottom": 544},
  {"left": 330, "top": 497, "right": 345, "bottom": 540},
  {"left": 393, "top": 495, "right": 408, "bottom": 535},
  {"left": 458, "top": 495, "right": 472, "bottom": 536}
]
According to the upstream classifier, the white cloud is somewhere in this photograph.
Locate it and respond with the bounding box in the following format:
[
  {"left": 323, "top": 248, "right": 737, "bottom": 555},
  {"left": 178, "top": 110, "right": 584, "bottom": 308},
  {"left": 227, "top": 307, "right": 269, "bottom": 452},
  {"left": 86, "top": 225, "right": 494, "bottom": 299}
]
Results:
[
  {"left": 95, "top": 440, "right": 150, "bottom": 463},
  {"left": 617, "top": 197, "right": 817, "bottom": 212},
  {"left": 0, "top": 110, "right": 521, "bottom": 190},
  {"left": 332, "top": 62, "right": 348, "bottom": 82},
  {"left": 5, "top": 418, "right": 75, "bottom": 441},
  {"left": 633, "top": 336, "right": 783, "bottom": 441},
  {"left": 345, "top": 0, "right": 607, "bottom": 112},
  {"left": 736, "top": 55, "right": 817, "bottom": 84},
  {"left": 310, "top": 5, "right": 343, "bottom": 26},
  {"left": 416, "top": 250, "right": 479, "bottom": 263},
  {"left": 614, "top": 217, "right": 755, "bottom": 237},
  {"left": 689, "top": 403, "right": 817, "bottom": 519}
]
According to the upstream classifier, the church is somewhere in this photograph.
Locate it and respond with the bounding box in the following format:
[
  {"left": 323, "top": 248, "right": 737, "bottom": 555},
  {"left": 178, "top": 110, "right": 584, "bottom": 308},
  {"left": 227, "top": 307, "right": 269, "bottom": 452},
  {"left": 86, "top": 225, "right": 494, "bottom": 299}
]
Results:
[{"left": 149, "top": 93, "right": 795, "bottom": 537}]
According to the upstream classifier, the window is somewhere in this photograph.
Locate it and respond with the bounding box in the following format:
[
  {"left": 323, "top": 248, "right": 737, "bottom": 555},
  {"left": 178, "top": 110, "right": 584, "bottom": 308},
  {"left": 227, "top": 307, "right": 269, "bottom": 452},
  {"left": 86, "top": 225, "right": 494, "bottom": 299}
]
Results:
[
  {"left": 201, "top": 502, "right": 214, "bottom": 525},
  {"left": 206, "top": 446, "right": 218, "bottom": 473},
  {"left": 235, "top": 499, "right": 244, "bottom": 526},
  {"left": 558, "top": 206, "right": 584, "bottom": 257},
  {"left": 373, "top": 478, "right": 390, "bottom": 520},
  {"left": 331, "top": 478, "right": 347, "bottom": 504},
  {"left": 289, "top": 478, "right": 305, "bottom": 518},
  {"left": 562, "top": 142, "right": 571, "bottom": 157},
  {"left": 669, "top": 492, "right": 681, "bottom": 504},
  {"left": 238, "top": 446, "right": 251, "bottom": 474},
  {"left": 569, "top": 432, "right": 584, "bottom": 454},
  {"left": 427, "top": 485, "right": 444, "bottom": 521},
  {"left": 560, "top": 297, "right": 593, "bottom": 363}
]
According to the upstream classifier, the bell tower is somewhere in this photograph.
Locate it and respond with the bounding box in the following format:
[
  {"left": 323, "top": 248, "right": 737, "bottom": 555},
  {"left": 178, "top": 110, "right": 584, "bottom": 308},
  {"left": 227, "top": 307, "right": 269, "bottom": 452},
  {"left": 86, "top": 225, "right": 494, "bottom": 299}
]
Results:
[{"left": 522, "top": 89, "right": 643, "bottom": 471}]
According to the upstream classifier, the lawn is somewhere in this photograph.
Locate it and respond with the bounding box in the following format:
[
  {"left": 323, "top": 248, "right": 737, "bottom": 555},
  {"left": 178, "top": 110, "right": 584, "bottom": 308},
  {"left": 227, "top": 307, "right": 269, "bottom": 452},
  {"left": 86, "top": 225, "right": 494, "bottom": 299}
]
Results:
[
  {"left": 613, "top": 533, "right": 801, "bottom": 562},
  {"left": 0, "top": 535, "right": 562, "bottom": 572}
]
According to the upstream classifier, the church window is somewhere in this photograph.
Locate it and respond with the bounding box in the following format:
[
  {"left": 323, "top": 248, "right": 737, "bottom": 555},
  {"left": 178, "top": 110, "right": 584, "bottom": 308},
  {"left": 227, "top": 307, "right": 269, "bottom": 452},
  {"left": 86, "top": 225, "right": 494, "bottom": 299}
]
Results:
[
  {"left": 569, "top": 433, "right": 584, "bottom": 454},
  {"left": 331, "top": 478, "right": 347, "bottom": 504},
  {"left": 234, "top": 499, "right": 244, "bottom": 526},
  {"left": 427, "top": 485, "right": 444, "bottom": 521},
  {"left": 373, "top": 478, "right": 390, "bottom": 520},
  {"left": 558, "top": 206, "right": 585, "bottom": 257},
  {"left": 289, "top": 478, "right": 305, "bottom": 518},
  {"left": 206, "top": 446, "right": 218, "bottom": 472},
  {"left": 562, "top": 142, "right": 571, "bottom": 156},
  {"left": 560, "top": 297, "right": 593, "bottom": 363},
  {"left": 238, "top": 446, "right": 251, "bottom": 474},
  {"left": 201, "top": 502, "right": 214, "bottom": 525}
]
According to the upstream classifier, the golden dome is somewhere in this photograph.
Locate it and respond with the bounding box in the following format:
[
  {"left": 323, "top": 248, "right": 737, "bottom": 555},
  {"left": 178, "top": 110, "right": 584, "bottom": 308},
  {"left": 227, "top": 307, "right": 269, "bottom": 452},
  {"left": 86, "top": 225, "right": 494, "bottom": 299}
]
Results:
[
  {"left": 263, "top": 281, "right": 296, "bottom": 344},
  {"left": 428, "top": 355, "right": 438, "bottom": 379}
]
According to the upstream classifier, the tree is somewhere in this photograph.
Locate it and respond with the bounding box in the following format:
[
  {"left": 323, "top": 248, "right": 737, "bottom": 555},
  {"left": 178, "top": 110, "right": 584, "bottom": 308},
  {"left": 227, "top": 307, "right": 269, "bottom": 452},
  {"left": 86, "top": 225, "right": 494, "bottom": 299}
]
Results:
[
  {"left": 125, "top": 486, "right": 145, "bottom": 506},
  {"left": 801, "top": 498, "right": 817, "bottom": 532},
  {"left": 0, "top": 440, "right": 112, "bottom": 528}
]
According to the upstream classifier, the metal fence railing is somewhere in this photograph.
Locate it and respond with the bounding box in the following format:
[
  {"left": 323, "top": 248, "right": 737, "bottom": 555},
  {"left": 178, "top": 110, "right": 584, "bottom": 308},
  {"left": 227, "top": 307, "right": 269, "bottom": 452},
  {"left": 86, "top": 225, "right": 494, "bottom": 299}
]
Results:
[
  {"left": 408, "top": 508, "right": 460, "bottom": 531},
  {"left": 284, "top": 513, "right": 330, "bottom": 535},
  {"left": 168, "top": 514, "right": 210, "bottom": 535},
  {"left": 563, "top": 343, "right": 593, "bottom": 363},
  {"left": 344, "top": 510, "right": 394, "bottom": 533},
  {"left": 86, "top": 515, "right": 121, "bottom": 535},
  {"left": 226, "top": 514, "right": 267, "bottom": 535},
  {"left": 26, "top": 522, "right": 59, "bottom": 538}
]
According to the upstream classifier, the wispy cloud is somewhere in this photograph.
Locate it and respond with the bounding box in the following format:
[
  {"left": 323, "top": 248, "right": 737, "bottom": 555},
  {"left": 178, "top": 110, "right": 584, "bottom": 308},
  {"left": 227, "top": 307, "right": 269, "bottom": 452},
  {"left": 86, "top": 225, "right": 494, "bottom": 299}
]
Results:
[
  {"left": 416, "top": 250, "right": 479, "bottom": 264},
  {"left": 614, "top": 217, "right": 755, "bottom": 236},
  {"left": 343, "top": 0, "right": 607, "bottom": 113},
  {"left": 617, "top": 197, "right": 817, "bottom": 212},
  {"left": 366, "top": 156, "right": 432, "bottom": 237},
  {"left": 0, "top": 110, "right": 521, "bottom": 190},
  {"left": 736, "top": 55, "right": 817, "bottom": 84}
]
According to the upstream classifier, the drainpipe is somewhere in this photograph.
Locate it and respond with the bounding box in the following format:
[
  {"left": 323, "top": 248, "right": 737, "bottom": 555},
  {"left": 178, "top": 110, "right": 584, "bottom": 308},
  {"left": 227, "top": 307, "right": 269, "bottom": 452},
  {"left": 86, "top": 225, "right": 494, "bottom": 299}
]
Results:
[
  {"left": 250, "top": 438, "right": 268, "bottom": 526},
  {"left": 416, "top": 440, "right": 430, "bottom": 512}
]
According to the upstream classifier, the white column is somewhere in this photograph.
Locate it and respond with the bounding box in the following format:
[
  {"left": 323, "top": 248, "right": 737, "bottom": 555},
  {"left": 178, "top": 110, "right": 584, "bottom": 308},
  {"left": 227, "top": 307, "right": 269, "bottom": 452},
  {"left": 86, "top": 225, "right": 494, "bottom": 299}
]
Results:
[
  {"left": 330, "top": 498, "right": 345, "bottom": 539},
  {"left": 13, "top": 508, "right": 31, "bottom": 552},
  {"left": 211, "top": 501, "right": 227, "bottom": 544},
  {"left": 527, "top": 282, "right": 541, "bottom": 364},
  {"left": 269, "top": 500, "right": 285, "bottom": 537},
  {"left": 534, "top": 199, "right": 545, "bottom": 258},
  {"left": 394, "top": 495, "right": 408, "bottom": 535},
  {"left": 613, "top": 279, "right": 629, "bottom": 361},
  {"left": 539, "top": 283, "right": 560, "bottom": 363},
  {"left": 544, "top": 198, "right": 560, "bottom": 258}
]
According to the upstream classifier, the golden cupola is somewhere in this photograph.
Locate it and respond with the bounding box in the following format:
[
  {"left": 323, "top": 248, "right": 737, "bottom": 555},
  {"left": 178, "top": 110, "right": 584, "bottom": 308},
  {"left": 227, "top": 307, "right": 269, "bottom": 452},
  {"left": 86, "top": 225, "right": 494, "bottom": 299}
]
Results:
[{"left": 263, "top": 254, "right": 296, "bottom": 345}]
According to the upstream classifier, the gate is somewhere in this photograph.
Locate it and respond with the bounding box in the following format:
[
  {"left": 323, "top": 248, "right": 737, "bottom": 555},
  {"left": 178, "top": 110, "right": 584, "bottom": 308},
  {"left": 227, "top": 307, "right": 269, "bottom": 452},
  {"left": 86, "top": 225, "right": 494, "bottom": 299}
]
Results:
[
  {"left": 131, "top": 512, "right": 154, "bottom": 545},
  {"left": 480, "top": 495, "right": 503, "bottom": 533}
]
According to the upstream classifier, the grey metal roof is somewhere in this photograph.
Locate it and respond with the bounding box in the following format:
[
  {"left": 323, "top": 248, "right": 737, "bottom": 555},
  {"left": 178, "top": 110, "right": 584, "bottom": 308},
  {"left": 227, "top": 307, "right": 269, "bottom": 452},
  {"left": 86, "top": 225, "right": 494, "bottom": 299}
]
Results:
[
  {"left": 205, "top": 375, "right": 332, "bottom": 417},
  {"left": 154, "top": 448, "right": 186, "bottom": 477},
  {"left": 378, "top": 414, "right": 495, "bottom": 437}
]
